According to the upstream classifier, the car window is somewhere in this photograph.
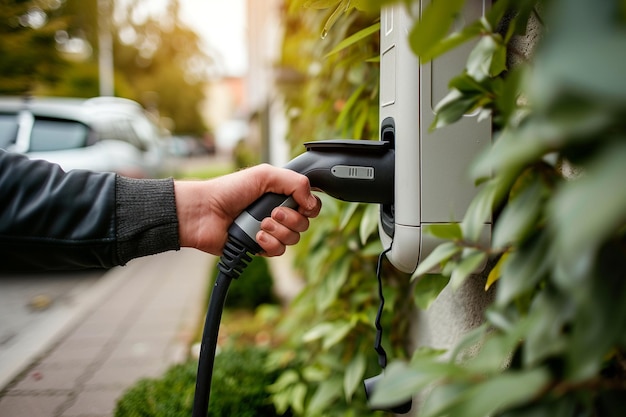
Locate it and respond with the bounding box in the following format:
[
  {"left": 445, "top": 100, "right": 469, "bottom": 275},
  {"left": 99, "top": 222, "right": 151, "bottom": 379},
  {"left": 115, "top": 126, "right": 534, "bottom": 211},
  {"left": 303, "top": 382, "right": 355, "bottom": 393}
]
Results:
[
  {"left": 95, "top": 117, "right": 146, "bottom": 151},
  {"left": 0, "top": 113, "right": 18, "bottom": 149},
  {"left": 132, "top": 113, "right": 160, "bottom": 145},
  {"left": 29, "top": 118, "right": 90, "bottom": 152}
]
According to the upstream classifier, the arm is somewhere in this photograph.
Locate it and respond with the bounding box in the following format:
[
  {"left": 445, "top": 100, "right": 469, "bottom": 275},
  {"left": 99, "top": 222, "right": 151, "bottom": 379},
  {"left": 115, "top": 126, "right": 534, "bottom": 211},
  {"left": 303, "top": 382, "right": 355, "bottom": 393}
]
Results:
[
  {"left": 0, "top": 151, "right": 320, "bottom": 270},
  {"left": 0, "top": 150, "right": 179, "bottom": 269}
]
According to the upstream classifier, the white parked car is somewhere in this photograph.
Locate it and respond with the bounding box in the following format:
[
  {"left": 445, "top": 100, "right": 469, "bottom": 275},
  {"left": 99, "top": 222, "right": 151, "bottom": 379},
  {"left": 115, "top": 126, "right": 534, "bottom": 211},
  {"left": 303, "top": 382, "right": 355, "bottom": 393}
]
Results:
[{"left": 0, "top": 96, "right": 170, "bottom": 178}]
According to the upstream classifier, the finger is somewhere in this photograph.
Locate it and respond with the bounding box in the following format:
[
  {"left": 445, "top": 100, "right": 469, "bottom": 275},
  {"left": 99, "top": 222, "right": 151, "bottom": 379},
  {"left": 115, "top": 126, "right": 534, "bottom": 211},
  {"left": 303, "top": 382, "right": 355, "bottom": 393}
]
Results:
[
  {"left": 259, "top": 165, "right": 319, "bottom": 214},
  {"left": 261, "top": 217, "right": 302, "bottom": 246},
  {"left": 256, "top": 230, "right": 286, "bottom": 257},
  {"left": 298, "top": 195, "right": 322, "bottom": 218},
  {"left": 272, "top": 207, "right": 310, "bottom": 233}
]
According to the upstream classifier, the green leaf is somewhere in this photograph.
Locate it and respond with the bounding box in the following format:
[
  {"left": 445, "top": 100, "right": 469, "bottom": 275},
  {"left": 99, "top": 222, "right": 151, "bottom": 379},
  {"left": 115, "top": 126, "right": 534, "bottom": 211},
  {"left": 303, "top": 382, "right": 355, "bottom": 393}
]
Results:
[
  {"left": 467, "top": 35, "right": 499, "bottom": 81},
  {"left": 352, "top": 101, "right": 369, "bottom": 138},
  {"left": 303, "top": 322, "right": 336, "bottom": 343},
  {"left": 490, "top": 40, "right": 508, "bottom": 76},
  {"left": 465, "top": 324, "right": 527, "bottom": 374},
  {"left": 465, "top": 33, "right": 507, "bottom": 81},
  {"left": 450, "top": 249, "right": 487, "bottom": 290},
  {"left": 524, "top": 290, "right": 571, "bottom": 366},
  {"left": 359, "top": 203, "right": 379, "bottom": 245},
  {"left": 335, "top": 84, "right": 366, "bottom": 131},
  {"left": 470, "top": 124, "right": 549, "bottom": 183},
  {"left": 448, "top": 72, "right": 491, "bottom": 94},
  {"left": 412, "top": 242, "right": 461, "bottom": 279},
  {"left": 432, "top": 89, "right": 481, "bottom": 129},
  {"left": 566, "top": 243, "right": 626, "bottom": 382},
  {"left": 443, "top": 368, "right": 550, "bottom": 417},
  {"left": 339, "top": 202, "right": 359, "bottom": 229},
  {"left": 450, "top": 323, "right": 488, "bottom": 362},
  {"left": 423, "top": 223, "right": 463, "bottom": 241},
  {"left": 485, "top": 252, "right": 508, "bottom": 290},
  {"left": 303, "top": 320, "right": 355, "bottom": 350},
  {"left": 290, "top": 383, "right": 307, "bottom": 415},
  {"left": 549, "top": 140, "right": 626, "bottom": 271},
  {"left": 325, "top": 22, "right": 380, "bottom": 57},
  {"left": 409, "top": 0, "right": 466, "bottom": 61},
  {"left": 316, "top": 256, "right": 351, "bottom": 310},
  {"left": 343, "top": 353, "right": 366, "bottom": 401},
  {"left": 484, "top": 308, "right": 515, "bottom": 332},
  {"left": 461, "top": 180, "right": 498, "bottom": 242},
  {"left": 417, "top": 21, "right": 484, "bottom": 63},
  {"left": 322, "top": 321, "right": 354, "bottom": 350},
  {"left": 483, "top": 0, "right": 513, "bottom": 30},
  {"left": 351, "top": 0, "right": 396, "bottom": 12},
  {"left": 350, "top": 0, "right": 379, "bottom": 12},
  {"left": 530, "top": 31, "right": 626, "bottom": 108},
  {"left": 496, "top": 232, "right": 550, "bottom": 307},
  {"left": 361, "top": 239, "right": 383, "bottom": 256},
  {"left": 321, "top": 0, "right": 351, "bottom": 39},
  {"left": 492, "top": 178, "right": 544, "bottom": 248},
  {"left": 414, "top": 274, "right": 450, "bottom": 310},
  {"left": 369, "top": 360, "right": 458, "bottom": 410},
  {"left": 494, "top": 66, "right": 524, "bottom": 127},
  {"left": 305, "top": 0, "right": 341, "bottom": 9},
  {"left": 307, "top": 377, "right": 343, "bottom": 415},
  {"left": 303, "top": 364, "right": 330, "bottom": 382},
  {"left": 420, "top": 382, "right": 471, "bottom": 417}
]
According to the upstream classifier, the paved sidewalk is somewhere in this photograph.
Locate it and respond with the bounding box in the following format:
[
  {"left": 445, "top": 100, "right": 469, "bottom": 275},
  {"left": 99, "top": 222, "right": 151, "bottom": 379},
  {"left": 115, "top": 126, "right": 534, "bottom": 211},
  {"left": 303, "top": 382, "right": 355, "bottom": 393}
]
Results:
[{"left": 0, "top": 249, "right": 214, "bottom": 417}]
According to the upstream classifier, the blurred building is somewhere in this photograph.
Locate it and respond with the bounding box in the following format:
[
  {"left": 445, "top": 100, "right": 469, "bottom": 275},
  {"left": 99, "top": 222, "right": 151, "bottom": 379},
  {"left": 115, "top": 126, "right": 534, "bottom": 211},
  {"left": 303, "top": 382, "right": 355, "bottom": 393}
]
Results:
[
  {"left": 245, "top": 0, "right": 289, "bottom": 166},
  {"left": 201, "top": 0, "right": 287, "bottom": 163}
]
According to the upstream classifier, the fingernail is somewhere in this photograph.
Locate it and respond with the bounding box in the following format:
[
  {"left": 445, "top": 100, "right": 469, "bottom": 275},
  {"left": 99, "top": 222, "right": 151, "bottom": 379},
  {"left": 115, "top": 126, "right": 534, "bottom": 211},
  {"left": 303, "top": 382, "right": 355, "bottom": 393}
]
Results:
[{"left": 274, "top": 210, "right": 285, "bottom": 222}]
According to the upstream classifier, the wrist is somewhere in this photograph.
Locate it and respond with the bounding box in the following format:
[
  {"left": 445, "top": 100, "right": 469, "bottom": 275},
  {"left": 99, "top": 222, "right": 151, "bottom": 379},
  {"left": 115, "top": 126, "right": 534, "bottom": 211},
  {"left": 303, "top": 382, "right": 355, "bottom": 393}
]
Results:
[{"left": 174, "top": 181, "right": 201, "bottom": 248}]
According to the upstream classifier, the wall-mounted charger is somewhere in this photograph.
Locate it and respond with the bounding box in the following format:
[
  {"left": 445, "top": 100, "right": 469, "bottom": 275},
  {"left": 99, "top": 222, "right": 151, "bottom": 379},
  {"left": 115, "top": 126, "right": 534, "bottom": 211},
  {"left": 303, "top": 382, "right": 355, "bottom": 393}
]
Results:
[{"left": 378, "top": 1, "right": 492, "bottom": 274}]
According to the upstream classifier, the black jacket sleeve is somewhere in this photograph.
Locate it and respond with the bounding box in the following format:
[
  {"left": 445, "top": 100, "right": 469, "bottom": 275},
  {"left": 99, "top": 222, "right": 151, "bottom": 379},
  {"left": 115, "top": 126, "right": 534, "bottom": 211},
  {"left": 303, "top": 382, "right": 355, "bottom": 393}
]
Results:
[{"left": 0, "top": 150, "right": 180, "bottom": 270}]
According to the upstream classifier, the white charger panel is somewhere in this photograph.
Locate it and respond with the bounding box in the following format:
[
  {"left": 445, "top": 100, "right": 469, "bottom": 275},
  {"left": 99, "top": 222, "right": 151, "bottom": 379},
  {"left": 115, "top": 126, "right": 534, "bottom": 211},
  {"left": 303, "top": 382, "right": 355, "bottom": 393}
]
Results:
[{"left": 378, "top": 1, "right": 492, "bottom": 274}]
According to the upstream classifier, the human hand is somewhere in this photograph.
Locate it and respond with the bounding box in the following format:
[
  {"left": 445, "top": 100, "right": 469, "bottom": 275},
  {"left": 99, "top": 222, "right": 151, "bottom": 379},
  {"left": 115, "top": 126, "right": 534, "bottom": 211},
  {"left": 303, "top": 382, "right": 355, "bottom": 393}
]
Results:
[{"left": 174, "top": 164, "right": 321, "bottom": 257}]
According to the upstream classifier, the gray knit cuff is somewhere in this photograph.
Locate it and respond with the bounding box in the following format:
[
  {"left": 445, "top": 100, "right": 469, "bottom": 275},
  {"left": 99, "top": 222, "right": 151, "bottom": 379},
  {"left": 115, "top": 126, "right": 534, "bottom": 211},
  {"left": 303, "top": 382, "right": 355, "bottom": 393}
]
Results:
[{"left": 115, "top": 176, "right": 180, "bottom": 265}]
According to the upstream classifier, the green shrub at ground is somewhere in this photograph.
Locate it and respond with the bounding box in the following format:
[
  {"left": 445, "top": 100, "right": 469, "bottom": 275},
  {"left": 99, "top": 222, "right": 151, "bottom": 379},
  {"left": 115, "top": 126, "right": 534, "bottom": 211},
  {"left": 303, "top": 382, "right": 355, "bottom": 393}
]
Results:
[
  {"left": 114, "top": 347, "right": 287, "bottom": 417},
  {"left": 210, "top": 256, "right": 277, "bottom": 310}
]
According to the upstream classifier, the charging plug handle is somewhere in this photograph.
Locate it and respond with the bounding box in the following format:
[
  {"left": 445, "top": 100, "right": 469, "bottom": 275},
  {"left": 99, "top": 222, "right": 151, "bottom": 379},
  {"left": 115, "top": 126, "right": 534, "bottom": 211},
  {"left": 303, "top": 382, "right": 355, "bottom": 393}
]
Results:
[{"left": 230, "top": 139, "right": 394, "bottom": 253}]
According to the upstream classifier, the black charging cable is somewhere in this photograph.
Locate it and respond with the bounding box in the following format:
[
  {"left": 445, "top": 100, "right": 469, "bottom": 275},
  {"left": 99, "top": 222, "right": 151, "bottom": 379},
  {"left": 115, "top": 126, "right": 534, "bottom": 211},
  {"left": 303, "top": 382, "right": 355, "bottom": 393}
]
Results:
[
  {"left": 374, "top": 246, "right": 392, "bottom": 370},
  {"left": 191, "top": 237, "right": 254, "bottom": 417},
  {"left": 363, "top": 246, "right": 412, "bottom": 414}
]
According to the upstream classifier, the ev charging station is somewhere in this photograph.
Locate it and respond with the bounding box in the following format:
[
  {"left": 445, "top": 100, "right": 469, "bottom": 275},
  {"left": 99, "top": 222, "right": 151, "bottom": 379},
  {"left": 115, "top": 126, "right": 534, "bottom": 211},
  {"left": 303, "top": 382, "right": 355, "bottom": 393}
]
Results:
[{"left": 378, "top": 1, "right": 492, "bottom": 274}]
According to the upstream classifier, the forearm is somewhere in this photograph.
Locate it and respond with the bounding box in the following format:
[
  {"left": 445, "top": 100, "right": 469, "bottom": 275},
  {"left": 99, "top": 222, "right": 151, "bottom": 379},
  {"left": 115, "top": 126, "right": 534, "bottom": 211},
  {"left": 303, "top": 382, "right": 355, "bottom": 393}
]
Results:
[{"left": 0, "top": 150, "right": 180, "bottom": 270}]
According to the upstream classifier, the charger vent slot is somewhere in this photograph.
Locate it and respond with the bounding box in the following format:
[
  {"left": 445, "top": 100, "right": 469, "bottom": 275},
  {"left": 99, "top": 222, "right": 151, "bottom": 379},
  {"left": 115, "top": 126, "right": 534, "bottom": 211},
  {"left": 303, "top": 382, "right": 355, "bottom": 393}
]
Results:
[{"left": 380, "top": 117, "right": 395, "bottom": 237}]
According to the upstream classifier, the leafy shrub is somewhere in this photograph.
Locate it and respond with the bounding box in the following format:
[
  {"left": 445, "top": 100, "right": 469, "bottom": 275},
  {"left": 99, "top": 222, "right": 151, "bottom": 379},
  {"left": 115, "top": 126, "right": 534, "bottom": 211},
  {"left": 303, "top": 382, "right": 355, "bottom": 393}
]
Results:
[
  {"left": 211, "top": 255, "right": 277, "bottom": 310},
  {"left": 277, "top": 0, "right": 626, "bottom": 416},
  {"left": 114, "top": 347, "right": 287, "bottom": 417},
  {"left": 270, "top": 2, "right": 408, "bottom": 416},
  {"left": 366, "top": 0, "right": 626, "bottom": 416}
]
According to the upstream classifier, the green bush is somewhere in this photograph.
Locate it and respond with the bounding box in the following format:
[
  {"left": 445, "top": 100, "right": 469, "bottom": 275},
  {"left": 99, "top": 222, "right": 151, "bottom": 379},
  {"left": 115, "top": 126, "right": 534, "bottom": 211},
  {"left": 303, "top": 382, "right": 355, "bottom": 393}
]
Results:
[
  {"left": 211, "top": 256, "right": 277, "bottom": 310},
  {"left": 276, "top": 0, "right": 626, "bottom": 416},
  {"left": 114, "top": 347, "right": 287, "bottom": 417},
  {"left": 269, "top": 2, "right": 407, "bottom": 416}
]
